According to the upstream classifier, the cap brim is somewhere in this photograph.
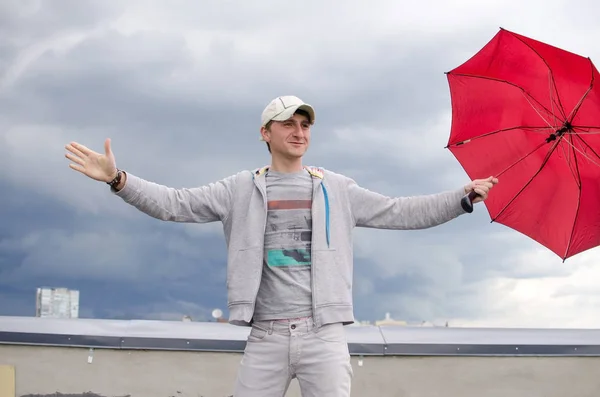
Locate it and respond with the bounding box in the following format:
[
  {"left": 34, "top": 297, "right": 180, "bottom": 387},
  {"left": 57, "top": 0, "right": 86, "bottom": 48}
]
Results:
[{"left": 271, "top": 104, "right": 315, "bottom": 125}]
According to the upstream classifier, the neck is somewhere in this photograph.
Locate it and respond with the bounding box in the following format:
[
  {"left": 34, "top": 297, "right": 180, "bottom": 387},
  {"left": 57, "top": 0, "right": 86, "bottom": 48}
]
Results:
[{"left": 269, "top": 155, "right": 304, "bottom": 173}]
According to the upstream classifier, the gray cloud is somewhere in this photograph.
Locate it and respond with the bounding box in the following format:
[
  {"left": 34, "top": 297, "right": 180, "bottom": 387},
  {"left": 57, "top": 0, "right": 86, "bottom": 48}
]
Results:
[{"left": 2, "top": 0, "right": 600, "bottom": 328}]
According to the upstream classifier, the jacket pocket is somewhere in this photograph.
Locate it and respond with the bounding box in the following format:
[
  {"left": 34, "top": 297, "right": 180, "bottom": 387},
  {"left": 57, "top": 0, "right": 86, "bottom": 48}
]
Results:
[
  {"left": 313, "top": 248, "right": 352, "bottom": 306},
  {"left": 227, "top": 246, "right": 263, "bottom": 304}
]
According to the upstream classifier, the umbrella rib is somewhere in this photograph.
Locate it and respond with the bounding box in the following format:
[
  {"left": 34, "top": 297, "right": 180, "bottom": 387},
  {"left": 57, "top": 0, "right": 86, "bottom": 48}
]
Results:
[
  {"left": 562, "top": 134, "right": 583, "bottom": 261},
  {"left": 572, "top": 127, "right": 600, "bottom": 135},
  {"left": 557, "top": 138, "right": 585, "bottom": 187},
  {"left": 491, "top": 136, "right": 563, "bottom": 222},
  {"left": 548, "top": 69, "right": 560, "bottom": 128},
  {"left": 445, "top": 125, "right": 550, "bottom": 147},
  {"left": 494, "top": 140, "right": 549, "bottom": 178},
  {"left": 567, "top": 57, "right": 596, "bottom": 122},
  {"left": 449, "top": 73, "right": 558, "bottom": 126},
  {"left": 506, "top": 30, "right": 568, "bottom": 121},
  {"left": 570, "top": 133, "right": 600, "bottom": 168},
  {"left": 450, "top": 131, "right": 552, "bottom": 180},
  {"left": 558, "top": 139, "right": 577, "bottom": 182}
]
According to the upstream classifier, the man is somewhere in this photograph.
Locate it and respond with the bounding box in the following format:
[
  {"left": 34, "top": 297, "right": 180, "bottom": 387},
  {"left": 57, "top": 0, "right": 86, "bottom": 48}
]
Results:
[{"left": 64, "top": 95, "right": 497, "bottom": 396}]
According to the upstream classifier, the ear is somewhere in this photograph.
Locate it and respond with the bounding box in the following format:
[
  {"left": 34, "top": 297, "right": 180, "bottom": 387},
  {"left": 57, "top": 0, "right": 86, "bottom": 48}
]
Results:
[{"left": 260, "top": 126, "right": 270, "bottom": 142}]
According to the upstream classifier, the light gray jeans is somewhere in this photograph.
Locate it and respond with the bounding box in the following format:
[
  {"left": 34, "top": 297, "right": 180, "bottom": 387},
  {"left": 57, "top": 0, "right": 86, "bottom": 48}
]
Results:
[{"left": 233, "top": 317, "right": 353, "bottom": 396}]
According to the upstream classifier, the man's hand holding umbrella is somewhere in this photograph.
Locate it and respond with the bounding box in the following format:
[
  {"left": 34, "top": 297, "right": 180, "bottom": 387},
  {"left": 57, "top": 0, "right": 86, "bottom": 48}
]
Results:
[
  {"left": 459, "top": 176, "right": 499, "bottom": 213},
  {"left": 464, "top": 176, "right": 499, "bottom": 203}
]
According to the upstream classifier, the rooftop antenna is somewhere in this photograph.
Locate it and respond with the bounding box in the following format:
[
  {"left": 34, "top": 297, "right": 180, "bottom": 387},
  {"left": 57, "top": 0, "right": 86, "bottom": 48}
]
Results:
[{"left": 211, "top": 308, "right": 223, "bottom": 321}]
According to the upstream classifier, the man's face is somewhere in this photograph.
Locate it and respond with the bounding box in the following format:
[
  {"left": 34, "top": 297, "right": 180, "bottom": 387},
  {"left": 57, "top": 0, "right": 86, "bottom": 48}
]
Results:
[{"left": 261, "top": 112, "right": 311, "bottom": 159}]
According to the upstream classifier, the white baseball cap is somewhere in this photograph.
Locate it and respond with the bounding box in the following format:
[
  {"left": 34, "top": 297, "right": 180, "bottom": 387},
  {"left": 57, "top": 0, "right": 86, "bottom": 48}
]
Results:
[{"left": 260, "top": 95, "right": 315, "bottom": 140}]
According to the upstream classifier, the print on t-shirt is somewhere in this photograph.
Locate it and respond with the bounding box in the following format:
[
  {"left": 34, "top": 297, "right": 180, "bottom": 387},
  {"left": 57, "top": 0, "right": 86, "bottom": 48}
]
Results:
[{"left": 266, "top": 199, "right": 312, "bottom": 267}]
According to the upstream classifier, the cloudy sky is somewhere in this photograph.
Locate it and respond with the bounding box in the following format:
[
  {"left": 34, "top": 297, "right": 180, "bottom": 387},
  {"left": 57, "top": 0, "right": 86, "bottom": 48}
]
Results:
[{"left": 1, "top": 0, "right": 600, "bottom": 328}]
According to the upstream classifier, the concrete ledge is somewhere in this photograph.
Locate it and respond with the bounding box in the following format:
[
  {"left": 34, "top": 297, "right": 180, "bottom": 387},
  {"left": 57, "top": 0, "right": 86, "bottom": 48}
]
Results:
[{"left": 1, "top": 315, "right": 600, "bottom": 356}]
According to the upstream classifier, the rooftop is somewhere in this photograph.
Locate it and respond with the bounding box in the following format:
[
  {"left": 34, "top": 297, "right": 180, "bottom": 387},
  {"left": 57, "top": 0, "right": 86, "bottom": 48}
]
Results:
[{"left": 2, "top": 315, "right": 600, "bottom": 356}]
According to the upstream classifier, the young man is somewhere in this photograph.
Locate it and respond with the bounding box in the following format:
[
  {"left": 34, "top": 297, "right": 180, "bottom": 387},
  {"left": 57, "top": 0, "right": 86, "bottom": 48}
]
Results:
[{"left": 64, "top": 95, "right": 497, "bottom": 396}]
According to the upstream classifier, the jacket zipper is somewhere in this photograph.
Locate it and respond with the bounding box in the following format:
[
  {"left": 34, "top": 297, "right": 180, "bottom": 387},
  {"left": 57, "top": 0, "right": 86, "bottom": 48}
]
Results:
[
  {"left": 250, "top": 173, "right": 268, "bottom": 323},
  {"left": 310, "top": 177, "right": 322, "bottom": 327}
]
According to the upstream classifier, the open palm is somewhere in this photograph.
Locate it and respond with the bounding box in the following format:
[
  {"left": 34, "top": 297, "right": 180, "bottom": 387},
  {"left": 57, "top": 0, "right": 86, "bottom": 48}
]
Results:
[{"left": 65, "top": 138, "right": 117, "bottom": 183}]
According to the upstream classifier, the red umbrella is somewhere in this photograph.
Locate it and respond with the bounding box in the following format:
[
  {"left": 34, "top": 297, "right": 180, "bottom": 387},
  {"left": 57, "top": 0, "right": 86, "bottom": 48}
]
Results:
[{"left": 446, "top": 28, "right": 600, "bottom": 261}]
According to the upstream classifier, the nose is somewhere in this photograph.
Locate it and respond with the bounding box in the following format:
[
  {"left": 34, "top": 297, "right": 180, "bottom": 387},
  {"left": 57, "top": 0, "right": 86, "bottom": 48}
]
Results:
[
  {"left": 291, "top": 123, "right": 304, "bottom": 137},
  {"left": 292, "top": 127, "right": 303, "bottom": 137}
]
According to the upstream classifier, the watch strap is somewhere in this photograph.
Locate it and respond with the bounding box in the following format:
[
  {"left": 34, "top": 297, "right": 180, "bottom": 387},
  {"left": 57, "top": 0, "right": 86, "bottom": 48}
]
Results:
[{"left": 106, "top": 169, "right": 123, "bottom": 189}]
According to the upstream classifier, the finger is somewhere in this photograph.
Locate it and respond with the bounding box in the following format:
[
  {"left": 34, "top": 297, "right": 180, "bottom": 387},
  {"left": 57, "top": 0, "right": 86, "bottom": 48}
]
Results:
[
  {"left": 65, "top": 153, "right": 85, "bottom": 166},
  {"left": 476, "top": 176, "right": 497, "bottom": 185},
  {"left": 71, "top": 142, "right": 92, "bottom": 155},
  {"left": 474, "top": 181, "right": 494, "bottom": 190},
  {"left": 65, "top": 143, "right": 86, "bottom": 158},
  {"left": 68, "top": 163, "right": 85, "bottom": 173},
  {"left": 474, "top": 187, "right": 488, "bottom": 199},
  {"left": 104, "top": 138, "right": 111, "bottom": 156}
]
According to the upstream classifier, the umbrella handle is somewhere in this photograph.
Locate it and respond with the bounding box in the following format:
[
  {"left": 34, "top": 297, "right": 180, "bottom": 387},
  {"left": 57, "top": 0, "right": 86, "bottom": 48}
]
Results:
[{"left": 460, "top": 190, "right": 479, "bottom": 213}]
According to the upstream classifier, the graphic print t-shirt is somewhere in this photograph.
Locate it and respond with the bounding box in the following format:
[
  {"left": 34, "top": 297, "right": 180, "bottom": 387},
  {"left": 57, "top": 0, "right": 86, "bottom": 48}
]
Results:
[{"left": 253, "top": 169, "right": 313, "bottom": 321}]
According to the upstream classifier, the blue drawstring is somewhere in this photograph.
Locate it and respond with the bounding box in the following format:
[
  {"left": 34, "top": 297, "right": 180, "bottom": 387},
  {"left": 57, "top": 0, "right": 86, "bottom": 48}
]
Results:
[{"left": 321, "top": 184, "right": 330, "bottom": 247}]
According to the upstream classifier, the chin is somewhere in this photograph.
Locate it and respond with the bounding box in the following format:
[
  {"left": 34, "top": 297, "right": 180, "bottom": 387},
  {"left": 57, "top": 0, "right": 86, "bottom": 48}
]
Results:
[{"left": 285, "top": 145, "right": 306, "bottom": 153}]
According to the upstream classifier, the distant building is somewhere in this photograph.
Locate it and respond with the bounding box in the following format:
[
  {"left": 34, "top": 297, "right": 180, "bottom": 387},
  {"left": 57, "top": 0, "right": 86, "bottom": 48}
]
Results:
[
  {"left": 35, "top": 287, "right": 79, "bottom": 319},
  {"left": 374, "top": 312, "right": 448, "bottom": 327},
  {"left": 375, "top": 312, "right": 408, "bottom": 326}
]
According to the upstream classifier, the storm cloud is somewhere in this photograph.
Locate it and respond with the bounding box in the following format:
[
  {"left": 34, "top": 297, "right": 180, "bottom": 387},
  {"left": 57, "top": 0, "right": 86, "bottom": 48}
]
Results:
[{"left": 1, "top": 0, "right": 600, "bottom": 328}]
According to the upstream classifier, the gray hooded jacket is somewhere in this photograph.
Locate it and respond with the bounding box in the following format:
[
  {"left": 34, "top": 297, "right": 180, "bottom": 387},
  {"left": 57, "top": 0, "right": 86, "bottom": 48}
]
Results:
[{"left": 115, "top": 165, "right": 467, "bottom": 327}]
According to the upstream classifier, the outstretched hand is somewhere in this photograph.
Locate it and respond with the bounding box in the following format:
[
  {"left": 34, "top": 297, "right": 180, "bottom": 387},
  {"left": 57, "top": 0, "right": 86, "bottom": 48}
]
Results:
[
  {"left": 464, "top": 176, "right": 498, "bottom": 203},
  {"left": 65, "top": 138, "right": 118, "bottom": 183}
]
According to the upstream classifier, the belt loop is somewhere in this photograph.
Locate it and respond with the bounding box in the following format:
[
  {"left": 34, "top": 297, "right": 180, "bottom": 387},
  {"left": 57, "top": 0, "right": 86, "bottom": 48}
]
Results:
[{"left": 268, "top": 320, "right": 274, "bottom": 334}]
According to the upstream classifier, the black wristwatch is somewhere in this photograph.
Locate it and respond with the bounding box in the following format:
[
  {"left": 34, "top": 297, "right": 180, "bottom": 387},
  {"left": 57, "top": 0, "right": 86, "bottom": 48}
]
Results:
[{"left": 107, "top": 169, "right": 123, "bottom": 189}]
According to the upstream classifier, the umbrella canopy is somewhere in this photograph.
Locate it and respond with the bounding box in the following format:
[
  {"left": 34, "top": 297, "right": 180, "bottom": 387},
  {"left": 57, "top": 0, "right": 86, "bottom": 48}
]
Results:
[{"left": 446, "top": 28, "right": 600, "bottom": 261}]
